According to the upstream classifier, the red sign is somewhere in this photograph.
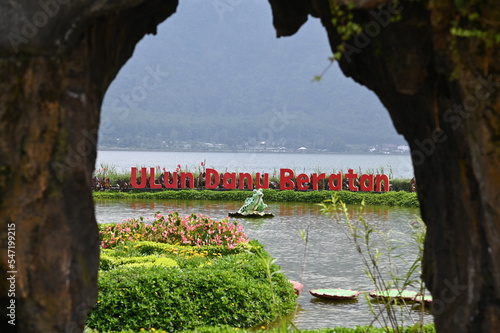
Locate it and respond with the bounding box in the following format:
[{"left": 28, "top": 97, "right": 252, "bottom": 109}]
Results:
[{"left": 130, "top": 167, "right": 390, "bottom": 192}]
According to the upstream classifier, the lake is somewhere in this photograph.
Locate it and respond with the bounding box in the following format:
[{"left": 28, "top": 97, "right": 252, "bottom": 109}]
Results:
[
  {"left": 95, "top": 150, "right": 414, "bottom": 179},
  {"left": 95, "top": 199, "right": 432, "bottom": 329}
]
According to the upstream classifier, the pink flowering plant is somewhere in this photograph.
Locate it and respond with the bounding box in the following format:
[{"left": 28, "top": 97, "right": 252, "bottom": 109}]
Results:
[{"left": 99, "top": 212, "right": 248, "bottom": 249}]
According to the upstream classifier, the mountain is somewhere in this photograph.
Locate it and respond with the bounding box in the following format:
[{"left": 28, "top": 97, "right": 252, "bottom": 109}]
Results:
[{"left": 99, "top": 0, "right": 406, "bottom": 152}]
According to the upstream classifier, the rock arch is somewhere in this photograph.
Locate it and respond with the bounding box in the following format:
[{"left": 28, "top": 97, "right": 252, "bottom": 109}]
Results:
[{"left": 0, "top": 0, "right": 499, "bottom": 332}]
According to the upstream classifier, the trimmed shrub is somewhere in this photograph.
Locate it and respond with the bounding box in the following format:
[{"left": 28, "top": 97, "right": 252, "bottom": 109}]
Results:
[
  {"left": 130, "top": 240, "right": 253, "bottom": 257},
  {"left": 83, "top": 323, "right": 436, "bottom": 333},
  {"left": 99, "top": 252, "right": 178, "bottom": 271},
  {"left": 87, "top": 248, "right": 297, "bottom": 332},
  {"left": 94, "top": 190, "right": 419, "bottom": 207}
]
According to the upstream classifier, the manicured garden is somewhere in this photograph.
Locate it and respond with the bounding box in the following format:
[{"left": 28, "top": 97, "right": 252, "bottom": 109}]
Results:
[
  {"left": 88, "top": 170, "right": 428, "bottom": 332},
  {"left": 86, "top": 213, "right": 297, "bottom": 332},
  {"left": 86, "top": 210, "right": 435, "bottom": 333}
]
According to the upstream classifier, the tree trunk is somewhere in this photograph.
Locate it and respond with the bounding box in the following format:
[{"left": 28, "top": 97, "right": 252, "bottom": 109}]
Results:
[
  {"left": 0, "top": 1, "right": 177, "bottom": 332},
  {"left": 269, "top": 0, "right": 500, "bottom": 331},
  {"left": 0, "top": 0, "right": 499, "bottom": 332}
]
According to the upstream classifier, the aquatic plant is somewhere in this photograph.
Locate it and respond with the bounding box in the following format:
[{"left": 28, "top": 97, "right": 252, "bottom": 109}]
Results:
[{"left": 320, "top": 195, "right": 428, "bottom": 332}]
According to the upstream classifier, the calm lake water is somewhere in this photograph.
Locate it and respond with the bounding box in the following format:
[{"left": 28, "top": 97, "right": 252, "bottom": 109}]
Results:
[
  {"left": 95, "top": 199, "right": 432, "bottom": 329},
  {"left": 95, "top": 151, "right": 414, "bottom": 179}
]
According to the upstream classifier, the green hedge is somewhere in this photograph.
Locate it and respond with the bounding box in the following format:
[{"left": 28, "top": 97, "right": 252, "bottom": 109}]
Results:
[
  {"left": 84, "top": 323, "right": 436, "bottom": 333},
  {"left": 87, "top": 241, "right": 297, "bottom": 332},
  {"left": 99, "top": 252, "right": 178, "bottom": 271},
  {"left": 93, "top": 189, "right": 419, "bottom": 208},
  {"left": 128, "top": 241, "right": 255, "bottom": 257}
]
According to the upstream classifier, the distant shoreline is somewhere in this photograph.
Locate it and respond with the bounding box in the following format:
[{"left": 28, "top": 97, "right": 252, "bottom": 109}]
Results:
[{"left": 97, "top": 147, "right": 411, "bottom": 156}]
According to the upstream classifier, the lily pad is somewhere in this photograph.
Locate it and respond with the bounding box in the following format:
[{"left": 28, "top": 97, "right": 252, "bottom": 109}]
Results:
[
  {"left": 369, "top": 289, "right": 417, "bottom": 301},
  {"left": 309, "top": 288, "right": 360, "bottom": 300}
]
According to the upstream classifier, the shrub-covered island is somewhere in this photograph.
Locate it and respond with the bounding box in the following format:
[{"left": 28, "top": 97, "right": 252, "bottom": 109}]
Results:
[{"left": 86, "top": 213, "right": 297, "bottom": 332}]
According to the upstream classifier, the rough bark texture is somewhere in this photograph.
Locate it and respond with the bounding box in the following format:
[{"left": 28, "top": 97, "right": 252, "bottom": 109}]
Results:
[
  {"left": 0, "top": 1, "right": 177, "bottom": 332},
  {"left": 0, "top": 0, "right": 499, "bottom": 332},
  {"left": 269, "top": 0, "right": 500, "bottom": 331}
]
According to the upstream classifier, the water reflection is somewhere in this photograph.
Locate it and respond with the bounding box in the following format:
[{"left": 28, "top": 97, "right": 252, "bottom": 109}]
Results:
[{"left": 94, "top": 199, "right": 432, "bottom": 329}]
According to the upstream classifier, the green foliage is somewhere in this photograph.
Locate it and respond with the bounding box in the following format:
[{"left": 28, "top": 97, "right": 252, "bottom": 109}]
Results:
[
  {"left": 329, "top": 1, "right": 362, "bottom": 42},
  {"left": 319, "top": 196, "right": 428, "bottom": 332},
  {"left": 93, "top": 189, "right": 419, "bottom": 208},
  {"left": 181, "top": 325, "right": 428, "bottom": 333},
  {"left": 389, "top": 179, "right": 411, "bottom": 192},
  {"left": 449, "top": 0, "right": 500, "bottom": 51},
  {"left": 105, "top": 239, "right": 261, "bottom": 260},
  {"left": 133, "top": 240, "right": 251, "bottom": 257},
  {"left": 94, "top": 163, "right": 132, "bottom": 186},
  {"left": 84, "top": 323, "right": 436, "bottom": 333},
  {"left": 99, "top": 212, "right": 248, "bottom": 249},
  {"left": 87, "top": 241, "right": 297, "bottom": 332},
  {"left": 450, "top": 26, "right": 500, "bottom": 46},
  {"left": 99, "top": 252, "right": 178, "bottom": 271}
]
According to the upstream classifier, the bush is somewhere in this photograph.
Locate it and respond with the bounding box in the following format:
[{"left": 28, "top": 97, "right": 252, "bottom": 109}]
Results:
[
  {"left": 93, "top": 190, "right": 419, "bottom": 207},
  {"left": 131, "top": 240, "right": 255, "bottom": 257},
  {"left": 390, "top": 179, "right": 412, "bottom": 192},
  {"left": 99, "top": 212, "right": 249, "bottom": 249},
  {"left": 84, "top": 323, "right": 436, "bottom": 333},
  {"left": 99, "top": 252, "right": 178, "bottom": 271},
  {"left": 87, "top": 244, "right": 297, "bottom": 332}
]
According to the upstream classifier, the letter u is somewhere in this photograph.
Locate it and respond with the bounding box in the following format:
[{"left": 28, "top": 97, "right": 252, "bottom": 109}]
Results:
[{"left": 130, "top": 167, "right": 147, "bottom": 188}]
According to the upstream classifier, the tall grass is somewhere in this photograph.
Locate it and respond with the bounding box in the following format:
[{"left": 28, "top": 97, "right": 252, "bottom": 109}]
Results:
[{"left": 319, "top": 195, "right": 428, "bottom": 332}]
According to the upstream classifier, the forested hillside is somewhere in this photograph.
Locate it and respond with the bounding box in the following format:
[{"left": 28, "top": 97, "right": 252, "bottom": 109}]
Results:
[{"left": 99, "top": 0, "right": 406, "bottom": 152}]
